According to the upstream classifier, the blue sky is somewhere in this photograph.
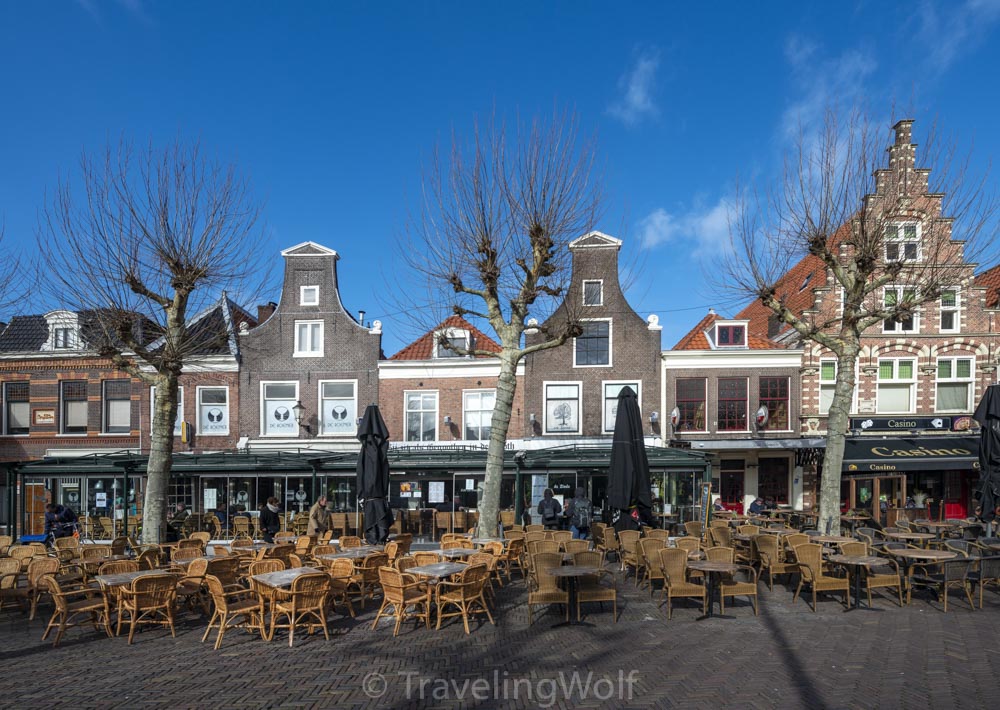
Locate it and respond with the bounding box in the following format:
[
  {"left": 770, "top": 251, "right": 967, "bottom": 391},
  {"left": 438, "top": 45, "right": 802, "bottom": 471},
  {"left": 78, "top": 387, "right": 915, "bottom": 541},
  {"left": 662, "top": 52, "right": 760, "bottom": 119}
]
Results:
[{"left": 2, "top": 1, "right": 1000, "bottom": 355}]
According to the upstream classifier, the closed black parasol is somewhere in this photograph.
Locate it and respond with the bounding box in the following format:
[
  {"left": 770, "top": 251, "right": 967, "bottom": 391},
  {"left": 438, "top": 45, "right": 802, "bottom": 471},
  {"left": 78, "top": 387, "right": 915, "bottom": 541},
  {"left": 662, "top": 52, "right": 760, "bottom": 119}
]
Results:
[
  {"left": 357, "top": 403, "right": 394, "bottom": 545},
  {"left": 973, "top": 384, "right": 1000, "bottom": 523},
  {"left": 608, "top": 386, "right": 653, "bottom": 532}
]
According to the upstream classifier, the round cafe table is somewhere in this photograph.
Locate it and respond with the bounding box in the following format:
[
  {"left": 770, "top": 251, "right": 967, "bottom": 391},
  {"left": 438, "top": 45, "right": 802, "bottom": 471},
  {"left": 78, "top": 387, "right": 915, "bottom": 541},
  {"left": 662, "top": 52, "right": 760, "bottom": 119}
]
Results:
[
  {"left": 889, "top": 548, "right": 957, "bottom": 602},
  {"left": 826, "top": 554, "right": 886, "bottom": 611},
  {"left": 546, "top": 566, "right": 603, "bottom": 627},
  {"left": 687, "top": 560, "right": 739, "bottom": 620},
  {"left": 883, "top": 531, "right": 935, "bottom": 547}
]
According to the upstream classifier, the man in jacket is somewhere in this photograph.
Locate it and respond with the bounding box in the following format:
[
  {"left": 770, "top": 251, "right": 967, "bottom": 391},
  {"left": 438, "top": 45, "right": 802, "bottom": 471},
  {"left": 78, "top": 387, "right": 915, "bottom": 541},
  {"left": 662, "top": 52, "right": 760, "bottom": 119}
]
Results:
[{"left": 307, "top": 495, "right": 331, "bottom": 537}]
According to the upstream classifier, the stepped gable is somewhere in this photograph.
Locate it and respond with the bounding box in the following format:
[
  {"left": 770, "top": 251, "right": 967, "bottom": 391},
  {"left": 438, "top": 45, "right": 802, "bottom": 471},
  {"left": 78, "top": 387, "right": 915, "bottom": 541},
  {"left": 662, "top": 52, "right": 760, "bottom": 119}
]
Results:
[{"left": 389, "top": 315, "right": 501, "bottom": 360}]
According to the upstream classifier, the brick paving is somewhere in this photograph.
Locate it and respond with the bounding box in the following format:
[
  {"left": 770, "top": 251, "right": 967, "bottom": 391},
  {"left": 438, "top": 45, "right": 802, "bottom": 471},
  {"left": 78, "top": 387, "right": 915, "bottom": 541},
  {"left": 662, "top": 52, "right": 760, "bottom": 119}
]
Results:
[{"left": 1, "top": 566, "right": 999, "bottom": 709}]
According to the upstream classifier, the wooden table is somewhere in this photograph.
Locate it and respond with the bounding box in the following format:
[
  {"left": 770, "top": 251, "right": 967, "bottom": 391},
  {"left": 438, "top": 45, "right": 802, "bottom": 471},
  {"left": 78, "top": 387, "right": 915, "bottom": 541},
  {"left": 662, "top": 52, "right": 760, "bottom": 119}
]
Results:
[
  {"left": 687, "top": 560, "right": 740, "bottom": 619},
  {"left": 546, "top": 565, "right": 603, "bottom": 627},
  {"left": 826, "top": 554, "right": 886, "bottom": 610}
]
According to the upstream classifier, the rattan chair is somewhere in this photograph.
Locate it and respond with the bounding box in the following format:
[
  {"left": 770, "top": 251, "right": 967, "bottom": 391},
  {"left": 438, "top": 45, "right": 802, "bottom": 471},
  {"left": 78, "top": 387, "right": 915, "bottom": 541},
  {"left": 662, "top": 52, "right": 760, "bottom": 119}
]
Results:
[
  {"left": 339, "top": 536, "right": 362, "bottom": 549},
  {"left": 201, "top": 574, "right": 264, "bottom": 648},
  {"left": 325, "top": 557, "right": 359, "bottom": 618},
  {"left": 436, "top": 563, "right": 493, "bottom": 634},
  {"left": 373, "top": 566, "right": 432, "bottom": 636},
  {"left": 574, "top": 550, "right": 617, "bottom": 621},
  {"left": 683, "top": 521, "right": 703, "bottom": 538},
  {"left": 495, "top": 538, "right": 525, "bottom": 583},
  {"left": 413, "top": 551, "right": 441, "bottom": 566},
  {"left": 909, "top": 557, "right": 975, "bottom": 611},
  {"left": 175, "top": 558, "right": 210, "bottom": 615},
  {"left": 719, "top": 564, "right": 759, "bottom": 615},
  {"left": 17, "top": 557, "right": 60, "bottom": 620},
  {"left": 356, "top": 552, "right": 389, "bottom": 609},
  {"left": 41, "top": 574, "right": 110, "bottom": 647},
  {"left": 268, "top": 572, "right": 331, "bottom": 646},
  {"left": 659, "top": 548, "right": 706, "bottom": 620},
  {"left": 705, "top": 546, "right": 735, "bottom": 563},
  {"left": 0, "top": 558, "right": 23, "bottom": 613},
  {"left": 755, "top": 534, "right": 797, "bottom": 591},
  {"left": 527, "top": 552, "right": 568, "bottom": 624},
  {"left": 639, "top": 538, "right": 666, "bottom": 591},
  {"left": 793, "top": 543, "right": 849, "bottom": 611},
  {"left": 116, "top": 573, "right": 177, "bottom": 644},
  {"left": 618, "top": 530, "right": 641, "bottom": 577}
]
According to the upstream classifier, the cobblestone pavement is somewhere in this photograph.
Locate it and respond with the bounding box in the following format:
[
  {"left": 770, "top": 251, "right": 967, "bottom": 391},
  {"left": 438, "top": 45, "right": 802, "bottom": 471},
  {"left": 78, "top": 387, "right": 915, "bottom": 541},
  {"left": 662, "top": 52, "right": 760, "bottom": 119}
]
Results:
[{"left": 2, "top": 566, "right": 999, "bottom": 709}]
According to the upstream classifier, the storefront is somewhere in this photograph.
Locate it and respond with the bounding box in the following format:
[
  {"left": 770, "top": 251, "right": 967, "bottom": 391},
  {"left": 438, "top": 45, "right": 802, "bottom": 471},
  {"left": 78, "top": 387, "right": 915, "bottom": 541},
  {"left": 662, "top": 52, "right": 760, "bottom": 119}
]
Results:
[{"left": 841, "top": 435, "right": 980, "bottom": 520}]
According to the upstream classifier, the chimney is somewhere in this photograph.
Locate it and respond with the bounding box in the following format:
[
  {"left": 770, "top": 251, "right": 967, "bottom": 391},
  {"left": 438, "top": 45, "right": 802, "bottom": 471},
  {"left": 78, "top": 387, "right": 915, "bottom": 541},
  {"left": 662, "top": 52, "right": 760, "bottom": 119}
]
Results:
[
  {"left": 358, "top": 310, "right": 366, "bottom": 326},
  {"left": 257, "top": 302, "right": 277, "bottom": 323}
]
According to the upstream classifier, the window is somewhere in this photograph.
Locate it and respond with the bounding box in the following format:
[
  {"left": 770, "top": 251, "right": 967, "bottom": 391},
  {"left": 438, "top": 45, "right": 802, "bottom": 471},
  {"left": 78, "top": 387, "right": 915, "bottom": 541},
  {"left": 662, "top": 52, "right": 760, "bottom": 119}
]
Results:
[
  {"left": 320, "top": 380, "right": 357, "bottom": 436},
  {"left": 294, "top": 320, "right": 323, "bottom": 357},
  {"left": 435, "top": 333, "right": 467, "bottom": 358},
  {"left": 885, "top": 223, "right": 919, "bottom": 262},
  {"left": 463, "top": 390, "right": 495, "bottom": 441},
  {"left": 603, "top": 381, "right": 639, "bottom": 433},
  {"left": 61, "top": 380, "right": 88, "bottom": 434},
  {"left": 715, "top": 324, "right": 746, "bottom": 347},
  {"left": 544, "top": 383, "right": 581, "bottom": 434},
  {"left": 262, "top": 382, "right": 298, "bottom": 436},
  {"left": 3, "top": 382, "right": 29, "bottom": 435},
  {"left": 877, "top": 359, "right": 916, "bottom": 414},
  {"left": 758, "top": 458, "right": 790, "bottom": 505},
  {"left": 300, "top": 285, "right": 319, "bottom": 306},
  {"left": 574, "top": 320, "right": 610, "bottom": 366},
  {"left": 103, "top": 380, "right": 131, "bottom": 434},
  {"left": 197, "top": 387, "right": 229, "bottom": 436},
  {"left": 936, "top": 357, "right": 974, "bottom": 412},
  {"left": 54, "top": 327, "right": 73, "bottom": 349},
  {"left": 675, "top": 378, "right": 706, "bottom": 432},
  {"left": 405, "top": 391, "right": 438, "bottom": 442},
  {"left": 940, "top": 290, "right": 959, "bottom": 332},
  {"left": 150, "top": 386, "right": 183, "bottom": 435},
  {"left": 718, "top": 377, "right": 748, "bottom": 431},
  {"left": 883, "top": 287, "right": 917, "bottom": 333},
  {"left": 758, "top": 377, "right": 789, "bottom": 430},
  {"left": 583, "top": 280, "right": 603, "bottom": 306},
  {"left": 819, "top": 360, "right": 837, "bottom": 415}
]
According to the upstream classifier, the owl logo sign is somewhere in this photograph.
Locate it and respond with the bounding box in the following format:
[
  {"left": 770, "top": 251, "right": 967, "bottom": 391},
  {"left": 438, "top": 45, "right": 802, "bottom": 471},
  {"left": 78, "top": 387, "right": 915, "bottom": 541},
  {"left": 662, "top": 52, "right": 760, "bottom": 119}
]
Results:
[
  {"left": 274, "top": 407, "right": 290, "bottom": 421},
  {"left": 208, "top": 409, "right": 224, "bottom": 423},
  {"left": 202, "top": 407, "right": 228, "bottom": 432},
  {"left": 267, "top": 403, "right": 297, "bottom": 433},
  {"left": 324, "top": 404, "right": 354, "bottom": 433}
]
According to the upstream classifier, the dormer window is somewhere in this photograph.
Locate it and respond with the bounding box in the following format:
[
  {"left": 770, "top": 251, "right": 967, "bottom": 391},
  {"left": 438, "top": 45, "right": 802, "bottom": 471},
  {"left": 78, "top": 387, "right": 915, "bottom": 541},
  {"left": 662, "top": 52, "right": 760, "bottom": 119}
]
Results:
[
  {"left": 54, "top": 328, "right": 73, "bottom": 349},
  {"left": 583, "top": 280, "right": 603, "bottom": 306},
  {"left": 715, "top": 324, "right": 746, "bottom": 347},
  {"left": 300, "top": 285, "right": 319, "bottom": 306},
  {"left": 42, "top": 311, "right": 81, "bottom": 352},
  {"left": 435, "top": 329, "right": 470, "bottom": 358},
  {"left": 885, "top": 223, "right": 920, "bottom": 262}
]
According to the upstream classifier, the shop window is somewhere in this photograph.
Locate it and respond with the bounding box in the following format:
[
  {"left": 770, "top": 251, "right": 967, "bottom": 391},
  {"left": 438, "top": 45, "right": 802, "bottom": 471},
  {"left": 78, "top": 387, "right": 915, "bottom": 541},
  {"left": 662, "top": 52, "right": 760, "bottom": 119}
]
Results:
[
  {"left": 3, "top": 382, "right": 29, "bottom": 435},
  {"left": 936, "top": 357, "right": 973, "bottom": 412},
  {"left": 61, "top": 380, "right": 88, "bottom": 434},
  {"left": 717, "top": 377, "right": 748, "bottom": 431},
  {"left": 758, "top": 458, "right": 789, "bottom": 505},
  {"left": 758, "top": 377, "right": 789, "bottom": 429},
  {"left": 876, "top": 359, "right": 915, "bottom": 414},
  {"left": 405, "top": 391, "right": 438, "bottom": 442},
  {"left": 720, "top": 460, "right": 744, "bottom": 507},
  {"left": 544, "top": 382, "right": 581, "bottom": 434},
  {"left": 675, "top": 378, "right": 706, "bottom": 432},
  {"left": 102, "top": 380, "right": 131, "bottom": 433}
]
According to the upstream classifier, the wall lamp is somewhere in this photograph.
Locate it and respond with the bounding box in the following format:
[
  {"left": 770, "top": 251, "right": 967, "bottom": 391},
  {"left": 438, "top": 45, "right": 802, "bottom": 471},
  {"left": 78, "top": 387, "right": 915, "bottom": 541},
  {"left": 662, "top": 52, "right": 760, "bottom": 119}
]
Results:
[
  {"left": 443, "top": 415, "right": 452, "bottom": 425},
  {"left": 529, "top": 413, "right": 536, "bottom": 423},
  {"left": 650, "top": 411, "right": 659, "bottom": 424},
  {"left": 292, "top": 400, "right": 311, "bottom": 434}
]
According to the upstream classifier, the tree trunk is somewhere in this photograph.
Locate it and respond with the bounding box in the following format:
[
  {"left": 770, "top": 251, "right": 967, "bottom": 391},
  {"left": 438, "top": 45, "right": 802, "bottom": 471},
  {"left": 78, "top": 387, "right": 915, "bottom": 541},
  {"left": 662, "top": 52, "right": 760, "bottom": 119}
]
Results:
[
  {"left": 142, "top": 375, "right": 179, "bottom": 544},
  {"left": 477, "top": 349, "right": 520, "bottom": 537},
  {"left": 817, "top": 346, "right": 860, "bottom": 535}
]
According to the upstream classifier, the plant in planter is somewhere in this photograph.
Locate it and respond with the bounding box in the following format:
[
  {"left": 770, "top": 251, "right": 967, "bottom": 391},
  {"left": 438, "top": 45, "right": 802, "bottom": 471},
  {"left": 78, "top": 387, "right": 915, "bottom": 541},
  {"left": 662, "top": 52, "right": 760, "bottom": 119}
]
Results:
[{"left": 912, "top": 490, "right": 928, "bottom": 508}]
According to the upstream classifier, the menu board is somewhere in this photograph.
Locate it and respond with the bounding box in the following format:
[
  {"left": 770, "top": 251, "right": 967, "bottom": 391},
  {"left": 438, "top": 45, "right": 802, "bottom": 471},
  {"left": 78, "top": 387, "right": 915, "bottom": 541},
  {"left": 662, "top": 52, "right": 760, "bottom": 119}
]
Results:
[
  {"left": 531, "top": 475, "right": 548, "bottom": 506},
  {"left": 700, "top": 481, "right": 713, "bottom": 537},
  {"left": 429, "top": 481, "right": 445, "bottom": 504}
]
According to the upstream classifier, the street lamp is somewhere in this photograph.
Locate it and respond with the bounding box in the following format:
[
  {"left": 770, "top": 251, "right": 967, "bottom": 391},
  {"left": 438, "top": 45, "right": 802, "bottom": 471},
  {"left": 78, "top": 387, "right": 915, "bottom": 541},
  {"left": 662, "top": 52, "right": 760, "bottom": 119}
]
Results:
[{"left": 292, "top": 400, "right": 311, "bottom": 435}]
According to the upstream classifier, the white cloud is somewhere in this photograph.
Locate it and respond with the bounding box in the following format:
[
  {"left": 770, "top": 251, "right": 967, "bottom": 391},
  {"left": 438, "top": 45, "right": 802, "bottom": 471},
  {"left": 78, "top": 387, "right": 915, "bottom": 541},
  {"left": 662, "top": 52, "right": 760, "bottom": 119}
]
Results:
[
  {"left": 606, "top": 49, "right": 660, "bottom": 126},
  {"left": 917, "top": 0, "right": 1000, "bottom": 73},
  {"left": 638, "top": 199, "right": 732, "bottom": 258}
]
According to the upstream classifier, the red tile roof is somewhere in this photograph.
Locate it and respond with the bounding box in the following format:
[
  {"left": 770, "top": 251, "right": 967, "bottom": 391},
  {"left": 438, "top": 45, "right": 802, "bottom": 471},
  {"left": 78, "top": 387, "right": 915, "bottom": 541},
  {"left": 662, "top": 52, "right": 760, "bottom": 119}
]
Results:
[
  {"left": 389, "top": 315, "right": 502, "bottom": 360},
  {"left": 736, "top": 253, "right": 826, "bottom": 341},
  {"left": 671, "top": 311, "right": 777, "bottom": 351},
  {"left": 975, "top": 264, "right": 1000, "bottom": 308}
]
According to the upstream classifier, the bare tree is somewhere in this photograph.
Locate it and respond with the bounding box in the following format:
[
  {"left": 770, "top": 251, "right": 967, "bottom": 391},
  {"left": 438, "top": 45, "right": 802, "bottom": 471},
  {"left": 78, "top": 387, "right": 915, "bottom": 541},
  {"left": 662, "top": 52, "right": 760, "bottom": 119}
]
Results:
[
  {"left": 0, "top": 223, "right": 25, "bottom": 319},
  {"left": 720, "top": 108, "right": 998, "bottom": 534},
  {"left": 39, "top": 140, "right": 266, "bottom": 543},
  {"left": 404, "top": 112, "right": 602, "bottom": 535}
]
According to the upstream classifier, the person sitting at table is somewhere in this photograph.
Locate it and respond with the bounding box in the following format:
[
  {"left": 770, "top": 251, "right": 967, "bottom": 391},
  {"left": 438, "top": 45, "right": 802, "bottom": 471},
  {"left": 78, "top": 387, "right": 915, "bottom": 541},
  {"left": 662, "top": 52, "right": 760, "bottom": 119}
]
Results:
[
  {"left": 537, "top": 489, "right": 563, "bottom": 530},
  {"left": 713, "top": 498, "right": 726, "bottom": 512},
  {"left": 167, "top": 503, "right": 189, "bottom": 541},
  {"left": 260, "top": 496, "right": 282, "bottom": 543},
  {"left": 748, "top": 497, "right": 765, "bottom": 515}
]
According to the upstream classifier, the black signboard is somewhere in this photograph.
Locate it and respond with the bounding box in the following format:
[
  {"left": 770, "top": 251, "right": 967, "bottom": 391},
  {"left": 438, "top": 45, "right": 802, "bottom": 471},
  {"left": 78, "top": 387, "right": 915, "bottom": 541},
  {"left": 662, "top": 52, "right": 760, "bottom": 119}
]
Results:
[
  {"left": 849, "top": 416, "right": 951, "bottom": 432},
  {"left": 842, "top": 435, "right": 979, "bottom": 474}
]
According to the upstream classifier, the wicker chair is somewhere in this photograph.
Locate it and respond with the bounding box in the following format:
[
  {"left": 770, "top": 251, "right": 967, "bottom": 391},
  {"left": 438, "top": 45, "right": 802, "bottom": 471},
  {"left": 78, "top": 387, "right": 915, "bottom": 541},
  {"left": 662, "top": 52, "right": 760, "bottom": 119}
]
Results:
[
  {"left": 784, "top": 534, "right": 809, "bottom": 554},
  {"left": 618, "top": 530, "right": 641, "bottom": 577},
  {"left": 136, "top": 550, "right": 161, "bottom": 571},
  {"left": 339, "top": 536, "right": 362, "bottom": 549},
  {"left": 441, "top": 540, "right": 466, "bottom": 550},
  {"left": 201, "top": 574, "right": 264, "bottom": 648},
  {"left": 550, "top": 531, "right": 572, "bottom": 546},
  {"left": 434, "top": 563, "right": 492, "bottom": 633},
  {"left": 18, "top": 557, "right": 61, "bottom": 620},
  {"left": 793, "top": 543, "right": 849, "bottom": 611},
  {"left": 860, "top": 554, "right": 904, "bottom": 607},
  {"left": 738, "top": 525, "right": 760, "bottom": 536},
  {"left": 646, "top": 529, "right": 670, "bottom": 541},
  {"left": 574, "top": 550, "right": 617, "bottom": 621},
  {"left": 755, "top": 535, "right": 797, "bottom": 591},
  {"left": 675, "top": 537, "right": 701, "bottom": 554},
  {"left": 839, "top": 541, "right": 868, "bottom": 556},
  {"left": 116, "top": 573, "right": 178, "bottom": 644},
  {"left": 659, "top": 548, "right": 706, "bottom": 620},
  {"left": 356, "top": 552, "right": 389, "bottom": 609},
  {"left": 908, "top": 557, "right": 975, "bottom": 611},
  {"left": 205, "top": 557, "right": 243, "bottom": 592},
  {"left": 175, "top": 558, "right": 210, "bottom": 615},
  {"left": 325, "top": 557, "right": 359, "bottom": 618},
  {"left": 329, "top": 513, "right": 348, "bottom": 538},
  {"left": 268, "top": 572, "right": 331, "bottom": 646},
  {"left": 294, "top": 536, "right": 313, "bottom": 557},
  {"left": 232, "top": 517, "right": 251, "bottom": 540},
  {"left": 709, "top": 526, "right": 732, "bottom": 548},
  {"left": 413, "top": 551, "right": 441, "bottom": 566},
  {"left": 372, "top": 566, "right": 432, "bottom": 636},
  {"left": 705, "top": 546, "right": 735, "bottom": 563},
  {"left": 719, "top": 564, "right": 759, "bottom": 615},
  {"left": 639, "top": 538, "right": 666, "bottom": 591},
  {"left": 0, "top": 558, "right": 23, "bottom": 613},
  {"left": 976, "top": 554, "right": 1000, "bottom": 608},
  {"left": 528, "top": 540, "right": 560, "bottom": 557},
  {"left": 495, "top": 538, "right": 525, "bottom": 583},
  {"left": 41, "top": 574, "right": 110, "bottom": 647},
  {"left": 527, "top": 552, "right": 568, "bottom": 624},
  {"left": 683, "top": 521, "right": 703, "bottom": 538},
  {"left": 562, "top": 539, "right": 590, "bottom": 555}
]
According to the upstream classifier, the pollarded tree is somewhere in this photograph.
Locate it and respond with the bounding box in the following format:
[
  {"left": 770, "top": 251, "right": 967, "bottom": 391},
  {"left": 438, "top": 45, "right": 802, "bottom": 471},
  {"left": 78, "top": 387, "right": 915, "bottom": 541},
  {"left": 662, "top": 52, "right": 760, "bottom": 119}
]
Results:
[
  {"left": 39, "top": 141, "right": 266, "bottom": 543},
  {"left": 404, "top": 113, "right": 602, "bottom": 535},
  {"left": 720, "top": 110, "right": 997, "bottom": 534}
]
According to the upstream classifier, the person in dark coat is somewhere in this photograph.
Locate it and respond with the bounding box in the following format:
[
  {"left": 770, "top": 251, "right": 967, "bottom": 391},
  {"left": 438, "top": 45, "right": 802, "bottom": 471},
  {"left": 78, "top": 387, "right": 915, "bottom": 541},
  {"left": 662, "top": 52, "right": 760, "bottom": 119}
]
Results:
[
  {"left": 260, "top": 496, "right": 282, "bottom": 543},
  {"left": 537, "top": 489, "right": 563, "bottom": 530}
]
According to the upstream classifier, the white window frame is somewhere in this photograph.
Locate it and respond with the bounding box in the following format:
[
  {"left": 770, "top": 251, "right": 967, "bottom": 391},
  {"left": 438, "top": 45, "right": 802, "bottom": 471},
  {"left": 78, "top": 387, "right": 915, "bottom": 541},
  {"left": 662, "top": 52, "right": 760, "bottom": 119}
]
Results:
[
  {"left": 462, "top": 389, "right": 496, "bottom": 442},
  {"left": 196, "top": 386, "right": 230, "bottom": 437},
  {"left": 882, "top": 286, "right": 919, "bottom": 334},
  {"left": 876, "top": 358, "right": 917, "bottom": 414},
  {"left": 102, "top": 380, "right": 132, "bottom": 434},
  {"left": 543, "top": 381, "right": 582, "bottom": 435},
  {"left": 582, "top": 279, "right": 604, "bottom": 307},
  {"left": 602, "top": 381, "right": 640, "bottom": 434},
  {"left": 260, "top": 381, "right": 299, "bottom": 437},
  {"left": 293, "top": 320, "right": 324, "bottom": 357},
  {"left": 53, "top": 327, "right": 74, "bottom": 349},
  {"left": 318, "top": 379, "right": 358, "bottom": 437},
  {"left": 939, "top": 288, "right": 960, "bottom": 333},
  {"left": 885, "top": 222, "right": 921, "bottom": 262},
  {"left": 434, "top": 328, "right": 470, "bottom": 359},
  {"left": 300, "top": 285, "right": 320, "bottom": 306},
  {"left": 935, "top": 356, "right": 974, "bottom": 413},
  {"left": 60, "top": 380, "right": 89, "bottom": 436},
  {"left": 150, "top": 386, "right": 184, "bottom": 435},
  {"left": 2, "top": 381, "right": 30, "bottom": 436},
  {"left": 404, "top": 390, "right": 438, "bottom": 442},
  {"left": 573, "top": 318, "right": 612, "bottom": 368}
]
